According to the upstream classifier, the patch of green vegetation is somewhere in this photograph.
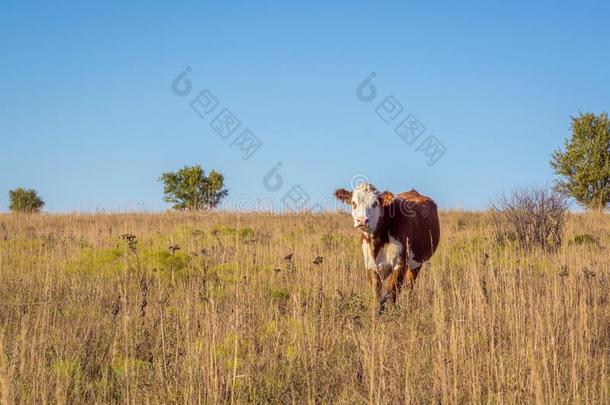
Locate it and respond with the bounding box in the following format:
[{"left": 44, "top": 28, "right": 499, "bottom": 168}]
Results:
[
  {"left": 190, "top": 229, "right": 206, "bottom": 238},
  {"left": 285, "top": 344, "right": 298, "bottom": 362},
  {"left": 141, "top": 249, "right": 190, "bottom": 272},
  {"left": 239, "top": 227, "right": 255, "bottom": 241},
  {"left": 1, "top": 237, "right": 43, "bottom": 251},
  {"left": 111, "top": 356, "right": 153, "bottom": 379},
  {"left": 210, "top": 225, "right": 256, "bottom": 242},
  {"left": 211, "top": 224, "right": 237, "bottom": 236},
  {"left": 0, "top": 238, "right": 46, "bottom": 268},
  {"left": 257, "top": 317, "right": 303, "bottom": 364},
  {"left": 67, "top": 246, "right": 125, "bottom": 275},
  {"left": 207, "top": 285, "right": 230, "bottom": 301},
  {"left": 446, "top": 235, "right": 488, "bottom": 266},
  {"left": 208, "top": 262, "right": 239, "bottom": 283},
  {"left": 259, "top": 317, "right": 303, "bottom": 339},
  {"left": 266, "top": 286, "right": 291, "bottom": 302},
  {"left": 569, "top": 233, "right": 599, "bottom": 246},
  {"left": 261, "top": 319, "right": 279, "bottom": 336},
  {"left": 68, "top": 237, "right": 193, "bottom": 276},
  {"left": 215, "top": 332, "right": 250, "bottom": 371},
  {"left": 283, "top": 317, "right": 303, "bottom": 335},
  {"left": 278, "top": 228, "right": 304, "bottom": 246},
  {"left": 52, "top": 359, "right": 82, "bottom": 381}
]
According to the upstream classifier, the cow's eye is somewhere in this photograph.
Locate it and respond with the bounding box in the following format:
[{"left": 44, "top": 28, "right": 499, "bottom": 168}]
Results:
[
  {"left": 352, "top": 202, "right": 357, "bottom": 209},
  {"left": 372, "top": 201, "right": 378, "bottom": 208}
]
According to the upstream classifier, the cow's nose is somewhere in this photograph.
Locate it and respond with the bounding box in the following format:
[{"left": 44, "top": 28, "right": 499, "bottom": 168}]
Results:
[{"left": 357, "top": 217, "right": 369, "bottom": 226}]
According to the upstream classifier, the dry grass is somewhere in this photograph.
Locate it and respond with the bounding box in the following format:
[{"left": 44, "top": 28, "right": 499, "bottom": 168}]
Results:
[{"left": 0, "top": 211, "right": 609, "bottom": 404}]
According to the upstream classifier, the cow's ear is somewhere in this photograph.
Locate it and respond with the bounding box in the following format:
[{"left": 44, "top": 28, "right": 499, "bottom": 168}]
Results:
[
  {"left": 379, "top": 191, "right": 394, "bottom": 207},
  {"left": 334, "top": 188, "right": 352, "bottom": 204}
]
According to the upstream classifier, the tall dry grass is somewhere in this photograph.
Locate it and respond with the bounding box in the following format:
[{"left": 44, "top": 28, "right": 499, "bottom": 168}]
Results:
[{"left": 0, "top": 210, "right": 608, "bottom": 404}]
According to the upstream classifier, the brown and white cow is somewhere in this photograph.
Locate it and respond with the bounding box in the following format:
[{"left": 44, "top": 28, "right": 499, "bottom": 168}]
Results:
[{"left": 335, "top": 183, "right": 440, "bottom": 312}]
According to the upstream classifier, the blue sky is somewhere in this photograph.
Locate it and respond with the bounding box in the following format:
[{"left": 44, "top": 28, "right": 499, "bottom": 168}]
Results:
[{"left": 1, "top": 0, "right": 608, "bottom": 212}]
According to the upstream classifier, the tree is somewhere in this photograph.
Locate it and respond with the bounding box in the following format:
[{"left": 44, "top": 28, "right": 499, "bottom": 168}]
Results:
[
  {"left": 9, "top": 188, "right": 45, "bottom": 213},
  {"left": 551, "top": 112, "right": 610, "bottom": 211},
  {"left": 159, "top": 165, "right": 228, "bottom": 211}
]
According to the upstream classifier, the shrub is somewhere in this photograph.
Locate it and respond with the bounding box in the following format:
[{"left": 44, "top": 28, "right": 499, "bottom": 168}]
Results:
[
  {"left": 490, "top": 187, "right": 567, "bottom": 251},
  {"left": 8, "top": 188, "right": 45, "bottom": 213}
]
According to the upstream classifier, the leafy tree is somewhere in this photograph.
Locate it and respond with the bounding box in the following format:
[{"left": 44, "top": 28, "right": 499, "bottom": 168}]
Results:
[
  {"left": 8, "top": 188, "right": 45, "bottom": 213},
  {"left": 159, "top": 165, "right": 228, "bottom": 211},
  {"left": 551, "top": 112, "right": 610, "bottom": 211}
]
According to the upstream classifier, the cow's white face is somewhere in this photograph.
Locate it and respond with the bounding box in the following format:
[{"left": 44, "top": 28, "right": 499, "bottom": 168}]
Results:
[
  {"left": 335, "top": 183, "right": 394, "bottom": 235},
  {"left": 350, "top": 184, "right": 381, "bottom": 233}
]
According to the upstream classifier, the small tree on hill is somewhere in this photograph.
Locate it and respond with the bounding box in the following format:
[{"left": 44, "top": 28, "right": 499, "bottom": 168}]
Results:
[
  {"left": 551, "top": 112, "right": 610, "bottom": 211},
  {"left": 159, "top": 165, "right": 228, "bottom": 211},
  {"left": 9, "top": 188, "right": 45, "bottom": 213}
]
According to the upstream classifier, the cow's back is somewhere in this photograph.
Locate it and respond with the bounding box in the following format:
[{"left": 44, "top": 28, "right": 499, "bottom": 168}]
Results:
[{"left": 389, "top": 189, "right": 440, "bottom": 263}]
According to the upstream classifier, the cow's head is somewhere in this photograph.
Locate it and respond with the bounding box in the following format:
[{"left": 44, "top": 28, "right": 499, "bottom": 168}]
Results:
[{"left": 334, "top": 183, "right": 394, "bottom": 233}]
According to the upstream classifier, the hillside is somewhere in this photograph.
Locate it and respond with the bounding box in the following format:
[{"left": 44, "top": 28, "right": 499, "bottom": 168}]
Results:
[{"left": 0, "top": 211, "right": 608, "bottom": 403}]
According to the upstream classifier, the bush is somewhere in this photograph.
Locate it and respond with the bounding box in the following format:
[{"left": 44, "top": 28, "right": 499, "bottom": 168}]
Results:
[
  {"left": 490, "top": 187, "right": 567, "bottom": 251},
  {"left": 8, "top": 188, "right": 45, "bottom": 213}
]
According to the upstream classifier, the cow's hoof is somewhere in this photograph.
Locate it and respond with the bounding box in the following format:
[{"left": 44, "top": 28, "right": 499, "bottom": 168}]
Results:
[
  {"left": 379, "top": 292, "right": 391, "bottom": 306},
  {"left": 377, "top": 293, "right": 391, "bottom": 315}
]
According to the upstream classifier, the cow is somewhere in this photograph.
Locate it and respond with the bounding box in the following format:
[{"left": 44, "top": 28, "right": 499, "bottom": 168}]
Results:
[{"left": 334, "top": 183, "right": 440, "bottom": 312}]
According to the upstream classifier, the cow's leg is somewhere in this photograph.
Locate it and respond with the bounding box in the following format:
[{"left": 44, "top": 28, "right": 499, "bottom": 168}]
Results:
[
  {"left": 385, "top": 265, "right": 407, "bottom": 302},
  {"left": 367, "top": 269, "right": 382, "bottom": 308},
  {"left": 405, "top": 266, "right": 421, "bottom": 290},
  {"left": 362, "top": 240, "right": 382, "bottom": 310},
  {"left": 379, "top": 265, "right": 420, "bottom": 313},
  {"left": 379, "top": 255, "right": 406, "bottom": 312}
]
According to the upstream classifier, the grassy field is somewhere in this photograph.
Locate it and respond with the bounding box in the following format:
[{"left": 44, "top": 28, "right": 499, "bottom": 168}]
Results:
[{"left": 0, "top": 211, "right": 608, "bottom": 404}]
